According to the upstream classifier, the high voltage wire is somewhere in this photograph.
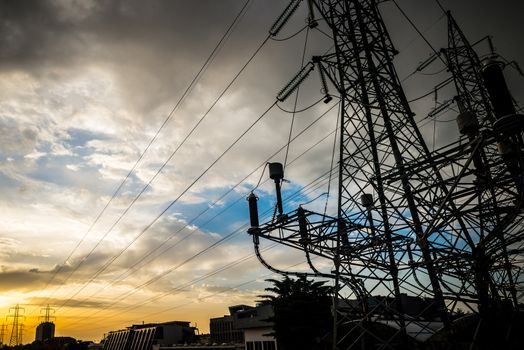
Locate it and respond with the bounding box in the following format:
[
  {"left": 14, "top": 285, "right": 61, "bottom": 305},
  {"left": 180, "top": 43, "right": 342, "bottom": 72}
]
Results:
[
  {"left": 34, "top": 161, "right": 339, "bottom": 332},
  {"left": 52, "top": 134, "right": 342, "bottom": 324},
  {"left": 148, "top": 258, "right": 321, "bottom": 319},
  {"left": 57, "top": 169, "right": 340, "bottom": 331},
  {"left": 59, "top": 164, "right": 340, "bottom": 331},
  {"left": 28, "top": 0, "right": 254, "bottom": 316},
  {"left": 34, "top": 21, "right": 271, "bottom": 316},
  {"left": 28, "top": 3, "right": 342, "bottom": 332},
  {"left": 68, "top": 257, "right": 319, "bottom": 335},
  {"left": 53, "top": 103, "right": 339, "bottom": 314},
  {"left": 31, "top": 4, "right": 335, "bottom": 324},
  {"left": 283, "top": 25, "right": 310, "bottom": 169},
  {"left": 48, "top": 120, "right": 340, "bottom": 326},
  {"left": 391, "top": 0, "right": 447, "bottom": 66},
  {"left": 51, "top": 99, "right": 277, "bottom": 314}
]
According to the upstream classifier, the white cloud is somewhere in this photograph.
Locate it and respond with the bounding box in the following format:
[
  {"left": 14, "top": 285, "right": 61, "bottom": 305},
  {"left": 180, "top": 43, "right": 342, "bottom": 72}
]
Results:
[{"left": 0, "top": 0, "right": 522, "bottom": 341}]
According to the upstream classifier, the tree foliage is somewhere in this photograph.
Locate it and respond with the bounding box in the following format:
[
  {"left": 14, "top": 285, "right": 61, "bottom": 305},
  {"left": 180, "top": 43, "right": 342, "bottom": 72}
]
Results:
[{"left": 260, "top": 276, "right": 334, "bottom": 350}]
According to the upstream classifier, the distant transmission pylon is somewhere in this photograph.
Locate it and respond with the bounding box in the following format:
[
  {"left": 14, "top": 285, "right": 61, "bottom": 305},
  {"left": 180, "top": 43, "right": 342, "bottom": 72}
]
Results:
[
  {"left": 18, "top": 324, "right": 24, "bottom": 345},
  {"left": 7, "top": 304, "right": 25, "bottom": 346},
  {"left": 40, "top": 305, "right": 56, "bottom": 323},
  {"left": 0, "top": 323, "right": 7, "bottom": 345}
]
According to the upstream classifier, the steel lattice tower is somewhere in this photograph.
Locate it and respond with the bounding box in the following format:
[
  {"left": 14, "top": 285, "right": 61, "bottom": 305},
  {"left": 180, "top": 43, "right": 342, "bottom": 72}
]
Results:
[
  {"left": 8, "top": 304, "right": 25, "bottom": 346},
  {"left": 0, "top": 323, "right": 7, "bottom": 346},
  {"left": 248, "top": 1, "right": 524, "bottom": 349}
]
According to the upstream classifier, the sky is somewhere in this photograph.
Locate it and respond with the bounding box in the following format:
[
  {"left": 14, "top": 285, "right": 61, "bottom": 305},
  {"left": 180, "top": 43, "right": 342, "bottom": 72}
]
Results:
[{"left": 0, "top": 0, "right": 523, "bottom": 343}]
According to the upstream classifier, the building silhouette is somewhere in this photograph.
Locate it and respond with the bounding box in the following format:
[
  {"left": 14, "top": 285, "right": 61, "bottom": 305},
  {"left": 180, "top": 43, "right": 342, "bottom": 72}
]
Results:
[{"left": 35, "top": 322, "right": 55, "bottom": 342}]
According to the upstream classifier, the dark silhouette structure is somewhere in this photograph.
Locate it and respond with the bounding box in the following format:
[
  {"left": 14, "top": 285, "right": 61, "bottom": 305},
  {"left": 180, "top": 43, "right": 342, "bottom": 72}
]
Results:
[
  {"left": 103, "top": 321, "right": 196, "bottom": 350},
  {"left": 260, "top": 277, "right": 333, "bottom": 350},
  {"left": 247, "top": 1, "right": 524, "bottom": 349},
  {"left": 8, "top": 304, "right": 25, "bottom": 346},
  {"left": 35, "top": 305, "right": 56, "bottom": 342}
]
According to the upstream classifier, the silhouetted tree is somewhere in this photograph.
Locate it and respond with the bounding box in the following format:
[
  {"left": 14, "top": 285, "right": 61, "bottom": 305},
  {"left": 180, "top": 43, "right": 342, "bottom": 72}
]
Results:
[{"left": 260, "top": 276, "right": 333, "bottom": 350}]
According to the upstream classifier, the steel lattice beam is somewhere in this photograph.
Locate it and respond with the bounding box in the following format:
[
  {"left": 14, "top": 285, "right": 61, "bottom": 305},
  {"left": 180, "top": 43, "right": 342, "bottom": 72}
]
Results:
[{"left": 248, "top": 1, "right": 524, "bottom": 349}]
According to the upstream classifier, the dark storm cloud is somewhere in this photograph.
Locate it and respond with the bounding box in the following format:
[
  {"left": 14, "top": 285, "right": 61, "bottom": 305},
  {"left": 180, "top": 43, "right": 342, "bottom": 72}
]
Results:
[
  {"left": 0, "top": 266, "right": 48, "bottom": 292},
  {"left": 0, "top": 0, "right": 282, "bottom": 114},
  {"left": 0, "top": 0, "right": 243, "bottom": 67},
  {"left": 0, "top": 252, "right": 114, "bottom": 293}
]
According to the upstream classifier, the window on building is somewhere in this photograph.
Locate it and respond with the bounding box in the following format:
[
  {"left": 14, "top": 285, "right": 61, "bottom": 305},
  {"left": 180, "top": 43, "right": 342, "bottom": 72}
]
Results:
[
  {"left": 263, "top": 341, "right": 276, "bottom": 350},
  {"left": 247, "top": 341, "right": 254, "bottom": 350},
  {"left": 254, "top": 341, "right": 262, "bottom": 350}
]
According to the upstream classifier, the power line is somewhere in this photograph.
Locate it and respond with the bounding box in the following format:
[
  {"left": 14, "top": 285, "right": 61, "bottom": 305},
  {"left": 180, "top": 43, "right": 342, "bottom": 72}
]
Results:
[
  {"left": 29, "top": 0, "right": 254, "bottom": 315},
  {"left": 391, "top": 0, "right": 447, "bottom": 66},
  {"left": 32, "top": 46, "right": 337, "bottom": 334},
  {"left": 54, "top": 124, "right": 340, "bottom": 327},
  {"left": 53, "top": 99, "right": 277, "bottom": 312},
  {"left": 284, "top": 25, "right": 311, "bottom": 169},
  {"left": 60, "top": 165, "right": 340, "bottom": 331},
  {"left": 68, "top": 256, "right": 319, "bottom": 335},
  {"left": 38, "top": 18, "right": 271, "bottom": 315},
  {"left": 55, "top": 132, "right": 342, "bottom": 325},
  {"left": 64, "top": 103, "right": 339, "bottom": 311}
]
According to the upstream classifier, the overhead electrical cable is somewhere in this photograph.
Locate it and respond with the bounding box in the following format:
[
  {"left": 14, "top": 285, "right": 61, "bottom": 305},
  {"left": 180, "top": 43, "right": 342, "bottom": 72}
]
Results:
[
  {"left": 59, "top": 137, "right": 341, "bottom": 325},
  {"left": 29, "top": 0, "right": 253, "bottom": 315},
  {"left": 391, "top": 0, "right": 447, "bottom": 66},
  {"left": 70, "top": 103, "right": 339, "bottom": 307},
  {"left": 137, "top": 257, "right": 321, "bottom": 321},
  {"left": 48, "top": 86, "right": 338, "bottom": 332},
  {"left": 67, "top": 257, "right": 318, "bottom": 334},
  {"left": 284, "top": 26, "right": 310, "bottom": 169},
  {"left": 39, "top": 26, "right": 272, "bottom": 314},
  {"left": 53, "top": 99, "right": 277, "bottom": 312},
  {"left": 45, "top": 75, "right": 335, "bottom": 318},
  {"left": 59, "top": 164, "right": 340, "bottom": 329}
]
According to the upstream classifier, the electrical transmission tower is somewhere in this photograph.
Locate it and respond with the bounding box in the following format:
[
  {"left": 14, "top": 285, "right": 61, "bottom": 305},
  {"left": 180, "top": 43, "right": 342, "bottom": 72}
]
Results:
[
  {"left": 35, "top": 305, "right": 56, "bottom": 342},
  {"left": 0, "top": 323, "right": 7, "bottom": 345},
  {"left": 8, "top": 304, "right": 25, "bottom": 346},
  {"left": 247, "top": 1, "right": 523, "bottom": 349},
  {"left": 40, "top": 305, "right": 56, "bottom": 323}
]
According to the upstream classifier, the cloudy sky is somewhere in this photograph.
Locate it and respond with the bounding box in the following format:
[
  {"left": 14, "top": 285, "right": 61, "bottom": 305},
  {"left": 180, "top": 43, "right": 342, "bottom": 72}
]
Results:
[{"left": 1, "top": 0, "right": 523, "bottom": 342}]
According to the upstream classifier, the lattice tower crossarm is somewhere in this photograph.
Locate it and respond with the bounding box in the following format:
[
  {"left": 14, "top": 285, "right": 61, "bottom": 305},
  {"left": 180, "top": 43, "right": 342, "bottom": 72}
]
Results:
[{"left": 247, "top": 1, "right": 524, "bottom": 349}]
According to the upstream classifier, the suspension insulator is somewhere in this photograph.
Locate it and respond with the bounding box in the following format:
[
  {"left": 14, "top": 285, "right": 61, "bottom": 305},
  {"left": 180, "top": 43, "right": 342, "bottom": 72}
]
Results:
[
  {"left": 307, "top": 0, "right": 318, "bottom": 28},
  {"left": 268, "top": 162, "right": 284, "bottom": 182},
  {"left": 482, "top": 60, "right": 516, "bottom": 119},
  {"left": 269, "top": 0, "right": 301, "bottom": 37},
  {"left": 315, "top": 60, "right": 332, "bottom": 103},
  {"left": 298, "top": 207, "right": 308, "bottom": 240},
  {"left": 277, "top": 63, "right": 315, "bottom": 102},
  {"left": 456, "top": 111, "right": 480, "bottom": 136},
  {"left": 361, "top": 193, "right": 374, "bottom": 209},
  {"left": 247, "top": 192, "right": 259, "bottom": 229}
]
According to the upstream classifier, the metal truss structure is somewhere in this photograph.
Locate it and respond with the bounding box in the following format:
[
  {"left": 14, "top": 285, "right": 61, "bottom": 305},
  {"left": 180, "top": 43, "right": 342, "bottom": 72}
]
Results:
[{"left": 247, "top": 1, "right": 524, "bottom": 349}]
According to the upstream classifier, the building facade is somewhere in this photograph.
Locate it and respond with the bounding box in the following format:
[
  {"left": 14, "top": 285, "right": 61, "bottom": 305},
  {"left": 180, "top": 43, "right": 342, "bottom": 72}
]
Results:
[
  {"left": 210, "top": 304, "right": 276, "bottom": 350},
  {"left": 103, "top": 321, "right": 196, "bottom": 350},
  {"left": 209, "top": 305, "right": 246, "bottom": 344},
  {"left": 35, "top": 322, "right": 55, "bottom": 342}
]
